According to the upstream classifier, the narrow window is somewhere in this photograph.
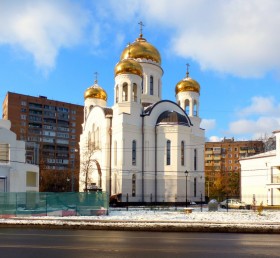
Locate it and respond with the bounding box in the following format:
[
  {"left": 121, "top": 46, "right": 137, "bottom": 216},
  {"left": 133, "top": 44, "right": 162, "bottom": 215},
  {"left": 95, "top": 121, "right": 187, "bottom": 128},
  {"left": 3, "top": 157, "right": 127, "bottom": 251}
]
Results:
[
  {"left": 132, "top": 140, "right": 136, "bottom": 165},
  {"left": 133, "top": 83, "right": 137, "bottom": 102},
  {"left": 193, "top": 100, "right": 197, "bottom": 116},
  {"left": 194, "top": 178, "right": 197, "bottom": 197},
  {"left": 122, "top": 83, "right": 128, "bottom": 101},
  {"left": 150, "top": 76, "right": 154, "bottom": 95},
  {"left": 185, "top": 99, "right": 190, "bottom": 114},
  {"left": 194, "top": 149, "right": 197, "bottom": 171},
  {"left": 166, "top": 140, "right": 171, "bottom": 165},
  {"left": 132, "top": 174, "right": 136, "bottom": 197},
  {"left": 116, "top": 85, "right": 119, "bottom": 103},
  {"left": 181, "top": 141, "right": 185, "bottom": 166}
]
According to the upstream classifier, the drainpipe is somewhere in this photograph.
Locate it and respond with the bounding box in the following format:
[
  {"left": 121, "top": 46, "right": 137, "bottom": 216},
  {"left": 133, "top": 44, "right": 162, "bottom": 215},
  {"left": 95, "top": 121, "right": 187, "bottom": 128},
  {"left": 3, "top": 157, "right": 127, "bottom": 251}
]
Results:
[
  {"left": 107, "top": 115, "right": 113, "bottom": 198},
  {"left": 141, "top": 112, "right": 145, "bottom": 203},
  {"left": 155, "top": 125, "right": 157, "bottom": 203}
]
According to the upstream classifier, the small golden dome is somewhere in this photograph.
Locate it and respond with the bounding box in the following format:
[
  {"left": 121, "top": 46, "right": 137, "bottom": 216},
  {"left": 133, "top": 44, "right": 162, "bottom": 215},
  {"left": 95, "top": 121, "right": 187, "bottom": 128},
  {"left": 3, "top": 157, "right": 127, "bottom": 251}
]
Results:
[
  {"left": 114, "top": 58, "right": 143, "bottom": 77},
  {"left": 120, "top": 37, "right": 161, "bottom": 64},
  {"left": 84, "top": 82, "right": 107, "bottom": 101},
  {"left": 175, "top": 77, "right": 200, "bottom": 95}
]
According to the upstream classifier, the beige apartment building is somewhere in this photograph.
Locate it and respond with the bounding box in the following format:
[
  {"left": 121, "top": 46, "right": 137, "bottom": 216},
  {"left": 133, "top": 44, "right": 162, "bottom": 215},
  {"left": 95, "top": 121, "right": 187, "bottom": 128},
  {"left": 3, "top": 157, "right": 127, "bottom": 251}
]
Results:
[
  {"left": 205, "top": 138, "right": 264, "bottom": 198},
  {"left": 2, "top": 92, "right": 83, "bottom": 192}
]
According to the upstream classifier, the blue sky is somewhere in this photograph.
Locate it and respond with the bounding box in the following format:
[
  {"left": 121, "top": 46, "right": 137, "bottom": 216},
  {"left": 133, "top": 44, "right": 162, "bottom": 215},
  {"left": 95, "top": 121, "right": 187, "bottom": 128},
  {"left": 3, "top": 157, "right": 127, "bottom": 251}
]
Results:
[{"left": 1, "top": 0, "right": 280, "bottom": 141}]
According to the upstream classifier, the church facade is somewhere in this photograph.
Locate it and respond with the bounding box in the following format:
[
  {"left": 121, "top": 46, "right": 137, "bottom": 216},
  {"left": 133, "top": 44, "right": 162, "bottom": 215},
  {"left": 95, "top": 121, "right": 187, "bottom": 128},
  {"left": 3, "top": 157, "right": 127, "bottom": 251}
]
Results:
[{"left": 79, "top": 31, "right": 205, "bottom": 203}]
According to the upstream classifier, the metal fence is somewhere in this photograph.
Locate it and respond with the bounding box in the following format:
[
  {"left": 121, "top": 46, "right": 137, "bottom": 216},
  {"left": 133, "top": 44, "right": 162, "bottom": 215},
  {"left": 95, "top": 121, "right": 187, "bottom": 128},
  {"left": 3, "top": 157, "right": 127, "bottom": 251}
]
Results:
[{"left": 0, "top": 192, "right": 109, "bottom": 217}]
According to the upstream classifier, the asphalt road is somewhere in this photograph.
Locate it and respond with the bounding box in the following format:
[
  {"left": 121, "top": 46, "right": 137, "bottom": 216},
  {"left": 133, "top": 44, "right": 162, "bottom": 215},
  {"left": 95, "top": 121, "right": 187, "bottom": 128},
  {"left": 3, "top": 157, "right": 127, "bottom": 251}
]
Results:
[{"left": 0, "top": 228, "right": 279, "bottom": 258}]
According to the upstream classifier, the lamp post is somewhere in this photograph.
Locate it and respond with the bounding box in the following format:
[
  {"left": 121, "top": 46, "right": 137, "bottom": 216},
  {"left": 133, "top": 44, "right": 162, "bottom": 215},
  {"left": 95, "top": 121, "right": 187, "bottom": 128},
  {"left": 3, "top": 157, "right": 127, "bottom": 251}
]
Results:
[{"left": 185, "top": 170, "right": 189, "bottom": 207}]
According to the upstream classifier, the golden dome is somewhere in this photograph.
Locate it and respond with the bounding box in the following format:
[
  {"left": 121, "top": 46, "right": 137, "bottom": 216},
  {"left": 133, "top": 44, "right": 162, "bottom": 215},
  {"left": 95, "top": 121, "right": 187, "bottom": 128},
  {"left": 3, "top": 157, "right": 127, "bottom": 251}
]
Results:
[
  {"left": 84, "top": 82, "right": 107, "bottom": 101},
  {"left": 120, "top": 37, "right": 161, "bottom": 64},
  {"left": 115, "top": 58, "right": 143, "bottom": 77},
  {"left": 175, "top": 77, "right": 200, "bottom": 95}
]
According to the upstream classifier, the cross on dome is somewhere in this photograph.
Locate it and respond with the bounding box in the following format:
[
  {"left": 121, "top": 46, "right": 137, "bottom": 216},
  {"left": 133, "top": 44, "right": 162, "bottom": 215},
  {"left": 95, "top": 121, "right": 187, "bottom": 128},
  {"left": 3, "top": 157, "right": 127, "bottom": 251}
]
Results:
[
  {"left": 138, "top": 21, "right": 144, "bottom": 38},
  {"left": 94, "top": 72, "right": 98, "bottom": 84}
]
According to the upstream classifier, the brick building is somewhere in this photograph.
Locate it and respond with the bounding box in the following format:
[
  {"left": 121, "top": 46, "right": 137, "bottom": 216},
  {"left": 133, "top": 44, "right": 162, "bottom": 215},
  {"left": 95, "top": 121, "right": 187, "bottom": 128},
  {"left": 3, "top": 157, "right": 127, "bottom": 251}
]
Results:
[
  {"left": 205, "top": 138, "right": 264, "bottom": 198},
  {"left": 2, "top": 92, "right": 83, "bottom": 192}
]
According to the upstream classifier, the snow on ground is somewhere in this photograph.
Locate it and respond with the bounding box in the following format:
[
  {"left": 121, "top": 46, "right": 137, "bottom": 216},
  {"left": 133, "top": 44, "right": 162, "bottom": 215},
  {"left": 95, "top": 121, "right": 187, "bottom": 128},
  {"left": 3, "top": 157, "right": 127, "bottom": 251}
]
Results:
[{"left": 1, "top": 207, "right": 280, "bottom": 226}]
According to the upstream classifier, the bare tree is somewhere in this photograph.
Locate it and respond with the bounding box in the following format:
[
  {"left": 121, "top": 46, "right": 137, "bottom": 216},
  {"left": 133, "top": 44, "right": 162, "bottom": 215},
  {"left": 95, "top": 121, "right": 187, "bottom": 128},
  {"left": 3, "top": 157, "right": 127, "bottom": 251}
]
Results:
[{"left": 80, "top": 142, "right": 98, "bottom": 192}]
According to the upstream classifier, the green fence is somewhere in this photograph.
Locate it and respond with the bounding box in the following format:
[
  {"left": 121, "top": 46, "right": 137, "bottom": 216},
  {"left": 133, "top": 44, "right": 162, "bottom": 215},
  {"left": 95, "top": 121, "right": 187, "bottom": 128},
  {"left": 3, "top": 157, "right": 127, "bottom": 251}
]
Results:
[{"left": 0, "top": 192, "right": 109, "bottom": 217}]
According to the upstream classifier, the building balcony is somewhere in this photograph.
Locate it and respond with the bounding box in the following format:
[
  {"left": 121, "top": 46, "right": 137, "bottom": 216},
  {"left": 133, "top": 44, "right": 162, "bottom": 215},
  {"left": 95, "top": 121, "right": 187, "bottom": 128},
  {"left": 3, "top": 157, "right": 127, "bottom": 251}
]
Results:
[{"left": 205, "top": 150, "right": 213, "bottom": 154}]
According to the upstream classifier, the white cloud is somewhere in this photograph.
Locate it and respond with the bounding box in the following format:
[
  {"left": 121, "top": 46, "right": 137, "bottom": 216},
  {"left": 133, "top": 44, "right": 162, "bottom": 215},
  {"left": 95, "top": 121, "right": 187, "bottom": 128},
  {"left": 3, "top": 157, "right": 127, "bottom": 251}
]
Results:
[
  {"left": 238, "top": 96, "right": 280, "bottom": 117},
  {"left": 201, "top": 119, "right": 216, "bottom": 131},
  {"left": 0, "top": 0, "right": 89, "bottom": 71},
  {"left": 229, "top": 117, "right": 280, "bottom": 139},
  {"left": 208, "top": 136, "right": 223, "bottom": 142},
  {"left": 106, "top": 0, "right": 280, "bottom": 78}
]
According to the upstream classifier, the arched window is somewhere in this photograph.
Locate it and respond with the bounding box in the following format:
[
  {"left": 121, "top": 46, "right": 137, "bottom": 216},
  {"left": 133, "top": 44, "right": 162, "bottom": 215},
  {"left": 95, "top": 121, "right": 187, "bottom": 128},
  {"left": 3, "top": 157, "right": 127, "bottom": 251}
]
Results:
[
  {"left": 132, "top": 140, "right": 136, "bottom": 165},
  {"left": 194, "top": 149, "right": 197, "bottom": 171},
  {"left": 132, "top": 174, "right": 136, "bottom": 197},
  {"left": 194, "top": 177, "right": 197, "bottom": 197},
  {"left": 185, "top": 99, "right": 190, "bottom": 114},
  {"left": 116, "top": 85, "right": 119, "bottom": 103},
  {"left": 122, "top": 82, "right": 128, "bottom": 101},
  {"left": 133, "top": 83, "right": 137, "bottom": 102},
  {"left": 194, "top": 100, "right": 198, "bottom": 116},
  {"left": 166, "top": 140, "right": 171, "bottom": 165},
  {"left": 181, "top": 141, "right": 185, "bottom": 166},
  {"left": 150, "top": 76, "right": 154, "bottom": 95}
]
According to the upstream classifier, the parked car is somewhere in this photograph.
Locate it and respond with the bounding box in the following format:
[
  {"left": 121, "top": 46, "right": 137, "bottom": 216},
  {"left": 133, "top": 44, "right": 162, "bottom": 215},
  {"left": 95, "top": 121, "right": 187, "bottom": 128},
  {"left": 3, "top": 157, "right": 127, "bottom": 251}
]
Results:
[{"left": 220, "top": 199, "right": 247, "bottom": 209}]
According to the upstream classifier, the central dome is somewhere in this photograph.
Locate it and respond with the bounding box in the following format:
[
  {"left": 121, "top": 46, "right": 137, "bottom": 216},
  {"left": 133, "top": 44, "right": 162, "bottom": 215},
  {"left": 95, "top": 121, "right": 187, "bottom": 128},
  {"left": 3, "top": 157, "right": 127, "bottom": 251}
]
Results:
[{"left": 120, "top": 37, "right": 161, "bottom": 64}]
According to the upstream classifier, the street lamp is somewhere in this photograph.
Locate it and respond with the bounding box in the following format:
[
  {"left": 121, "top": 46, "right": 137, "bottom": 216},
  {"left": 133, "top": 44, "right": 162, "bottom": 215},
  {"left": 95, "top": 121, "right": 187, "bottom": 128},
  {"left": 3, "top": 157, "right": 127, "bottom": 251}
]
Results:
[{"left": 185, "top": 170, "right": 189, "bottom": 207}]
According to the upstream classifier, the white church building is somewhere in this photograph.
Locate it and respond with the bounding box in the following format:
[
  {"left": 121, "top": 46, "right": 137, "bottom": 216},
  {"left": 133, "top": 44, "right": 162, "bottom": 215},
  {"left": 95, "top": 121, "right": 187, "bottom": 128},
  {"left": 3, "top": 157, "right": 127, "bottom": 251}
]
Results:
[
  {"left": 240, "top": 130, "right": 280, "bottom": 206},
  {"left": 79, "top": 30, "right": 205, "bottom": 204}
]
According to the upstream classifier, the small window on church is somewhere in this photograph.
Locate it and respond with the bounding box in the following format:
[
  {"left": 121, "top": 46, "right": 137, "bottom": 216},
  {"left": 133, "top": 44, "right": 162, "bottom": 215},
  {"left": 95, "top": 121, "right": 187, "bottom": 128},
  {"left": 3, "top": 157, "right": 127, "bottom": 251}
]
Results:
[
  {"left": 0, "top": 144, "right": 9, "bottom": 163},
  {"left": 132, "top": 140, "right": 136, "bottom": 165},
  {"left": 150, "top": 76, "right": 154, "bottom": 95},
  {"left": 132, "top": 174, "right": 136, "bottom": 197},
  {"left": 181, "top": 141, "right": 185, "bottom": 166},
  {"left": 194, "top": 149, "right": 197, "bottom": 171},
  {"left": 194, "top": 100, "right": 198, "bottom": 116},
  {"left": 185, "top": 99, "right": 190, "bottom": 114},
  {"left": 166, "top": 140, "right": 171, "bottom": 165},
  {"left": 133, "top": 83, "right": 137, "bottom": 102},
  {"left": 116, "top": 85, "right": 119, "bottom": 103},
  {"left": 123, "top": 83, "right": 128, "bottom": 101}
]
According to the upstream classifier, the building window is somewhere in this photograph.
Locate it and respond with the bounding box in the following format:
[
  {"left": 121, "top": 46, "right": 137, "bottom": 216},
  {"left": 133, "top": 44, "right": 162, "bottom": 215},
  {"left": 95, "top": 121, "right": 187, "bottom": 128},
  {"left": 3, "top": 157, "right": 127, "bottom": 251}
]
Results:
[
  {"left": 194, "top": 149, "right": 197, "bottom": 171},
  {"left": 194, "top": 178, "right": 197, "bottom": 197},
  {"left": 116, "top": 85, "right": 119, "bottom": 103},
  {"left": 21, "top": 101, "right": 26, "bottom": 106},
  {"left": 21, "top": 114, "right": 26, "bottom": 120},
  {"left": 132, "top": 140, "right": 136, "bottom": 165},
  {"left": 193, "top": 100, "right": 197, "bottom": 116},
  {"left": 166, "top": 140, "right": 171, "bottom": 165},
  {"left": 181, "top": 141, "right": 185, "bottom": 166},
  {"left": 122, "top": 83, "right": 128, "bottom": 101},
  {"left": 150, "top": 76, "right": 154, "bottom": 95},
  {"left": 0, "top": 144, "right": 9, "bottom": 163},
  {"left": 133, "top": 83, "right": 137, "bottom": 102},
  {"left": 132, "top": 174, "right": 136, "bottom": 197}
]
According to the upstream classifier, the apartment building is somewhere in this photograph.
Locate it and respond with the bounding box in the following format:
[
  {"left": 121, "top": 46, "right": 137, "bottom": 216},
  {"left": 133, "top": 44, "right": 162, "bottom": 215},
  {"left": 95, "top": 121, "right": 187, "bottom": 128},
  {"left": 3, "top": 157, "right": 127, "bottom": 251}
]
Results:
[
  {"left": 2, "top": 92, "right": 83, "bottom": 192},
  {"left": 205, "top": 138, "right": 264, "bottom": 198}
]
